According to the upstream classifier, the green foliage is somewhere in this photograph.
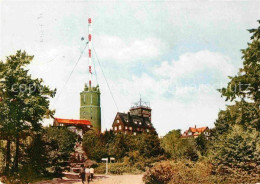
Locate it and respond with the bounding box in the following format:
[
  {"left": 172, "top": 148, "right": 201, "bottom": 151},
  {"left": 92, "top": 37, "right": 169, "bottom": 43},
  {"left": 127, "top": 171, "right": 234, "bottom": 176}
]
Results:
[
  {"left": 83, "top": 130, "right": 163, "bottom": 164},
  {"left": 45, "top": 126, "right": 77, "bottom": 163},
  {"left": 22, "top": 133, "right": 50, "bottom": 177},
  {"left": 160, "top": 130, "right": 181, "bottom": 158},
  {"left": 0, "top": 50, "right": 56, "bottom": 174},
  {"left": 218, "top": 21, "right": 260, "bottom": 130},
  {"left": 95, "top": 162, "right": 143, "bottom": 175},
  {"left": 0, "top": 141, "right": 4, "bottom": 173},
  {"left": 143, "top": 159, "right": 258, "bottom": 184},
  {"left": 4, "top": 127, "right": 77, "bottom": 181},
  {"left": 212, "top": 125, "right": 260, "bottom": 175},
  {"left": 143, "top": 161, "right": 174, "bottom": 184},
  {"left": 108, "top": 133, "right": 129, "bottom": 160},
  {"left": 195, "top": 134, "right": 208, "bottom": 156},
  {"left": 135, "top": 132, "right": 163, "bottom": 158},
  {"left": 211, "top": 20, "right": 260, "bottom": 180},
  {"left": 107, "top": 132, "right": 163, "bottom": 161},
  {"left": 82, "top": 130, "right": 108, "bottom": 161},
  {"left": 161, "top": 130, "right": 199, "bottom": 160}
]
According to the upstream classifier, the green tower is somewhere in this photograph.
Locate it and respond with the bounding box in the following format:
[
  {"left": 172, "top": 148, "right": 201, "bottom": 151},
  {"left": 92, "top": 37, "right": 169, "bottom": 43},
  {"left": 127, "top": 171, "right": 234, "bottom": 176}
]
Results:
[{"left": 80, "top": 84, "right": 101, "bottom": 133}]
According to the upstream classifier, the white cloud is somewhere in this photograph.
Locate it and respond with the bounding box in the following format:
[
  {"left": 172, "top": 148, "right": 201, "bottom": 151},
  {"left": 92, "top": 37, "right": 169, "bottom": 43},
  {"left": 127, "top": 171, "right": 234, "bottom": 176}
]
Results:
[
  {"left": 155, "top": 50, "right": 236, "bottom": 82},
  {"left": 98, "top": 50, "right": 235, "bottom": 135},
  {"left": 94, "top": 35, "right": 167, "bottom": 63}
]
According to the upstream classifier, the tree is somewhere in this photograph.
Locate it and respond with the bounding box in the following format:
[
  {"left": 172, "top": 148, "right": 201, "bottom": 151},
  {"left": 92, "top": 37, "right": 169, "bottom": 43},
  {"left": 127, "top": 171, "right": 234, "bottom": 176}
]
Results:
[
  {"left": 82, "top": 130, "right": 107, "bottom": 161},
  {"left": 218, "top": 21, "right": 260, "bottom": 131},
  {"left": 212, "top": 20, "right": 260, "bottom": 178},
  {"left": 108, "top": 133, "right": 128, "bottom": 160},
  {"left": 195, "top": 133, "right": 208, "bottom": 156},
  {"left": 134, "top": 132, "right": 163, "bottom": 158},
  {"left": 161, "top": 130, "right": 199, "bottom": 160},
  {"left": 161, "top": 130, "right": 182, "bottom": 158},
  {"left": 213, "top": 125, "right": 260, "bottom": 174},
  {"left": 45, "top": 126, "right": 77, "bottom": 164},
  {"left": 0, "top": 50, "right": 56, "bottom": 174}
]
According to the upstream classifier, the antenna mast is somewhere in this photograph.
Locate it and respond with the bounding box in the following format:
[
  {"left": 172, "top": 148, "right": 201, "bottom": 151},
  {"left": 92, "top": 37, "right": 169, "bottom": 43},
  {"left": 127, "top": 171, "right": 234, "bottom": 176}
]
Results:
[{"left": 88, "top": 18, "right": 92, "bottom": 87}]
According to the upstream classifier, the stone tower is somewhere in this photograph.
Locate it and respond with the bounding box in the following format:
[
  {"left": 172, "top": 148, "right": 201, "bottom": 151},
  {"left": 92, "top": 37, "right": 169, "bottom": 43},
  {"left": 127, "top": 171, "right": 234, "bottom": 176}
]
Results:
[{"left": 80, "top": 84, "right": 101, "bottom": 133}]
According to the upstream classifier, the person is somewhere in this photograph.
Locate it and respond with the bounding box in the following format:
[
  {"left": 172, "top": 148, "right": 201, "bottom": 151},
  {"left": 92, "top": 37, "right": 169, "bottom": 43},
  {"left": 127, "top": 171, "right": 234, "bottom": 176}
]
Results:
[
  {"left": 85, "top": 166, "right": 91, "bottom": 184},
  {"left": 90, "top": 167, "right": 94, "bottom": 181},
  {"left": 80, "top": 165, "right": 86, "bottom": 184}
]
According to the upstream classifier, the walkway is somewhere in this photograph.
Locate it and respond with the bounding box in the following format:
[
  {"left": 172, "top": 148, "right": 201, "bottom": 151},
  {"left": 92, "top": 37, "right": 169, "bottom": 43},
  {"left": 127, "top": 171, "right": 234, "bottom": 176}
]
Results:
[{"left": 35, "top": 174, "right": 144, "bottom": 184}]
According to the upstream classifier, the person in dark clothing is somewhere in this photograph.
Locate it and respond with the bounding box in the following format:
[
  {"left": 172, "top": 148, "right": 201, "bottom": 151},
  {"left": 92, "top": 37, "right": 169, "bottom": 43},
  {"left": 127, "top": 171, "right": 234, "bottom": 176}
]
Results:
[{"left": 80, "top": 165, "right": 86, "bottom": 184}]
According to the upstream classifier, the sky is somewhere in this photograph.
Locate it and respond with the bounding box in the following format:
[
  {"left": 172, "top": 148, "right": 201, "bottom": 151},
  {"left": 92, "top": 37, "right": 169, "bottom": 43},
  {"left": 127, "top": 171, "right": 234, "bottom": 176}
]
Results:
[{"left": 0, "top": 0, "right": 259, "bottom": 136}]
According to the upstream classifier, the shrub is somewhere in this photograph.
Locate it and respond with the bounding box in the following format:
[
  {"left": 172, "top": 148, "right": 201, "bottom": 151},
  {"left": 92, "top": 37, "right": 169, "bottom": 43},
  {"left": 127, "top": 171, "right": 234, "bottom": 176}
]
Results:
[
  {"left": 95, "top": 162, "right": 143, "bottom": 175},
  {"left": 143, "top": 160, "right": 217, "bottom": 184},
  {"left": 143, "top": 159, "right": 260, "bottom": 184},
  {"left": 143, "top": 161, "right": 174, "bottom": 184}
]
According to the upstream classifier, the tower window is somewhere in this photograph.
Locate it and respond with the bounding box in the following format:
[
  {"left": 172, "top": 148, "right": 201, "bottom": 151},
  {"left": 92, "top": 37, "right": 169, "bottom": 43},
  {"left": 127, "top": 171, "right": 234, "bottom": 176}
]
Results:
[
  {"left": 117, "top": 120, "right": 120, "bottom": 123},
  {"left": 129, "top": 127, "right": 132, "bottom": 130},
  {"left": 114, "top": 126, "right": 117, "bottom": 131},
  {"left": 119, "top": 125, "right": 122, "bottom": 130},
  {"left": 125, "top": 126, "right": 128, "bottom": 130}
]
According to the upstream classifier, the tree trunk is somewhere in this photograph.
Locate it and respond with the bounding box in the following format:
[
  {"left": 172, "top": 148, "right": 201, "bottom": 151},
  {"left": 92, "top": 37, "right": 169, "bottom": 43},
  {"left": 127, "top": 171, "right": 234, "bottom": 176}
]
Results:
[
  {"left": 5, "top": 138, "right": 11, "bottom": 175},
  {"left": 13, "top": 135, "right": 20, "bottom": 173}
]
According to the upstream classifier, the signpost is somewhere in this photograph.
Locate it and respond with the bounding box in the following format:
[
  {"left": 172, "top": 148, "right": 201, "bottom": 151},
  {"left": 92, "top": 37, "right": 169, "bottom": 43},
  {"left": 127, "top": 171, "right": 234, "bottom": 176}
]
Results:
[
  {"left": 101, "top": 158, "right": 108, "bottom": 174},
  {"left": 110, "top": 157, "right": 115, "bottom": 163},
  {"left": 102, "top": 157, "right": 116, "bottom": 174}
]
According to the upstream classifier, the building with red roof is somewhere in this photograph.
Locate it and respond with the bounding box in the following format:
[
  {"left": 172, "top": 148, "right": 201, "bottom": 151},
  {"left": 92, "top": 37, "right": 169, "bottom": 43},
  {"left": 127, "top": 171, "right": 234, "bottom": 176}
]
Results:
[
  {"left": 181, "top": 125, "right": 210, "bottom": 139},
  {"left": 53, "top": 118, "right": 92, "bottom": 138}
]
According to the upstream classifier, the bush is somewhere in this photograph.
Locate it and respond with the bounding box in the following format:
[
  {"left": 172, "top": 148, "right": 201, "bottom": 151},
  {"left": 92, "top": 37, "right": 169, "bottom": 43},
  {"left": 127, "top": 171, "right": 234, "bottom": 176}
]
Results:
[
  {"left": 143, "top": 161, "right": 174, "bottom": 184},
  {"left": 95, "top": 162, "right": 143, "bottom": 175},
  {"left": 143, "top": 159, "right": 260, "bottom": 184}
]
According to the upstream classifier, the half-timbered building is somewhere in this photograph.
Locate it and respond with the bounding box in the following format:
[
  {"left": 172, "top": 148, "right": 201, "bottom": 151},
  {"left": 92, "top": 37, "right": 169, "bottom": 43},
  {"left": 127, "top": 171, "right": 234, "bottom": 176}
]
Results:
[{"left": 112, "top": 100, "right": 155, "bottom": 135}]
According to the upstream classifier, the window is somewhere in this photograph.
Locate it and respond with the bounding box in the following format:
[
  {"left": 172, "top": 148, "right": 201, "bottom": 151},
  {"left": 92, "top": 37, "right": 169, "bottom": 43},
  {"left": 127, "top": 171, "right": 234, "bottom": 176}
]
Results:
[
  {"left": 117, "top": 120, "right": 120, "bottom": 123},
  {"left": 125, "top": 126, "right": 128, "bottom": 130},
  {"left": 129, "top": 127, "right": 132, "bottom": 130},
  {"left": 147, "top": 129, "right": 150, "bottom": 132},
  {"left": 134, "top": 121, "right": 137, "bottom": 124},
  {"left": 125, "top": 131, "right": 127, "bottom": 135},
  {"left": 188, "top": 131, "right": 192, "bottom": 136},
  {"left": 114, "top": 126, "right": 118, "bottom": 131},
  {"left": 137, "top": 128, "right": 140, "bottom": 131},
  {"left": 139, "top": 122, "right": 142, "bottom": 125},
  {"left": 119, "top": 125, "right": 122, "bottom": 130},
  {"left": 133, "top": 132, "right": 137, "bottom": 135}
]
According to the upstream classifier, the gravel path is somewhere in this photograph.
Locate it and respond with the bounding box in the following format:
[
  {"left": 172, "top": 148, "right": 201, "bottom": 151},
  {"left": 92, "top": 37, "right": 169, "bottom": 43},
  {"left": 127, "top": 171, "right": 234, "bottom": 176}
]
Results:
[
  {"left": 35, "top": 174, "right": 144, "bottom": 184},
  {"left": 74, "top": 174, "right": 144, "bottom": 184}
]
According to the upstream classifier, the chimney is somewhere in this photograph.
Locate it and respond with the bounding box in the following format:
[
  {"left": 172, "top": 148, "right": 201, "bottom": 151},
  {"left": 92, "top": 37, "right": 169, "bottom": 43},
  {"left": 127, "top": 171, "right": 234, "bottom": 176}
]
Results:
[
  {"left": 127, "top": 112, "right": 131, "bottom": 122},
  {"left": 195, "top": 125, "right": 196, "bottom": 128}
]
